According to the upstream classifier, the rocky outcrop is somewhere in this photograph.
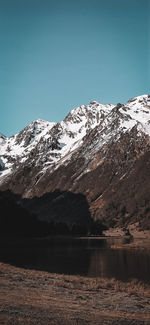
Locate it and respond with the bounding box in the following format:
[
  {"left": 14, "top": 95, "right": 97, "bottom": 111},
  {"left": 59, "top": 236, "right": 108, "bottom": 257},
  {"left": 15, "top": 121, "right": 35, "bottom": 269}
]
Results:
[{"left": 0, "top": 157, "right": 5, "bottom": 171}]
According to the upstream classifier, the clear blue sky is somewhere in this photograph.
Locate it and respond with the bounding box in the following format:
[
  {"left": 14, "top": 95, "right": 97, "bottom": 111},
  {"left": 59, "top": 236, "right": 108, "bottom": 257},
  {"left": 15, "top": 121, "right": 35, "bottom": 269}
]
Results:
[{"left": 0, "top": 0, "right": 149, "bottom": 136}]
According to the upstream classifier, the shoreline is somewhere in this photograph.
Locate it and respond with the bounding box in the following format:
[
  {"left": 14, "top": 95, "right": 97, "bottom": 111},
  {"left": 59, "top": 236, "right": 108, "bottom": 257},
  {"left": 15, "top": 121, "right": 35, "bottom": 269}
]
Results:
[
  {"left": 103, "top": 227, "right": 150, "bottom": 239},
  {"left": 0, "top": 233, "right": 150, "bottom": 251},
  {"left": 1, "top": 223, "right": 150, "bottom": 241},
  {"left": 0, "top": 261, "right": 150, "bottom": 325}
]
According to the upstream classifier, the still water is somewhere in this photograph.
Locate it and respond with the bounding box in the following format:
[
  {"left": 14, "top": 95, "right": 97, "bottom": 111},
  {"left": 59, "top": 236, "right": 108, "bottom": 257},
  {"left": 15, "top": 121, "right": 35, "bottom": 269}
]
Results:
[{"left": 0, "top": 237, "right": 150, "bottom": 283}]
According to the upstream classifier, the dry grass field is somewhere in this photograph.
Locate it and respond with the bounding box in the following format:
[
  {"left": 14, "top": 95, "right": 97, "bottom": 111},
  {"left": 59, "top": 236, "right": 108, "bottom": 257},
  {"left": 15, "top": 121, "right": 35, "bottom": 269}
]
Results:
[{"left": 0, "top": 262, "right": 150, "bottom": 325}]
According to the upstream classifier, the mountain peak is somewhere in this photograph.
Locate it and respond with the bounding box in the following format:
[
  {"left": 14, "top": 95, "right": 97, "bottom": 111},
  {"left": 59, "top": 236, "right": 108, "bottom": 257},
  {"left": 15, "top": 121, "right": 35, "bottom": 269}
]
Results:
[
  {"left": 0, "top": 132, "right": 6, "bottom": 139},
  {"left": 0, "top": 132, "right": 7, "bottom": 145},
  {"left": 89, "top": 100, "right": 100, "bottom": 105},
  {"left": 126, "top": 94, "right": 150, "bottom": 104},
  {"left": 0, "top": 94, "right": 150, "bottom": 184},
  {"left": 0, "top": 94, "right": 150, "bottom": 231}
]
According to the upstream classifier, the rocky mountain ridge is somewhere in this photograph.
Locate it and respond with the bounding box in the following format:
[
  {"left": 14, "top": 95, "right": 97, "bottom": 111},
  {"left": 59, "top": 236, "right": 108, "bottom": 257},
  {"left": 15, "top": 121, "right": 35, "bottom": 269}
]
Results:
[
  {"left": 0, "top": 94, "right": 150, "bottom": 231},
  {"left": 0, "top": 101, "right": 114, "bottom": 181}
]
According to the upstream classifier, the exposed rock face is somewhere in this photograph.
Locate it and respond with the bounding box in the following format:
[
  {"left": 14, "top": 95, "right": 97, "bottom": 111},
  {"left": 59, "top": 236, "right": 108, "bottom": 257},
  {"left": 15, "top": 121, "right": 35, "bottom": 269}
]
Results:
[
  {"left": 0, "top": 94, "right": 150, "bottom": 230},
  {"left": 0, "top": 158, "right": 5, "bottom": 171}
]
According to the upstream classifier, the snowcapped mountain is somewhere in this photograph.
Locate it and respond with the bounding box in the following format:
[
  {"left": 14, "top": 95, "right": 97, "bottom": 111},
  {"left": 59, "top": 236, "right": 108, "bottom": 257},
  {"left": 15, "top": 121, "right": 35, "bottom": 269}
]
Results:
[
  {"left": 0, "top": 119, "right": 56, "bottom": 177},
  {"left": 0, "top": 101, "right": 114, "bottom": 180},
  {"left": 1, "top": 94, "right": 150, "bottom": 182},
  {"left": 1, "top": 94, "right": 150, "bottom": 231}
]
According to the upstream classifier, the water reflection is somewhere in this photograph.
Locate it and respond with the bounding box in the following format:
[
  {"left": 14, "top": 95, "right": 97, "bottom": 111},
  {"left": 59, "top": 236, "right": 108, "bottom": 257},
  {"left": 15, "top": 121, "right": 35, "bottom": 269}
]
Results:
[
  {"left": 0, "top": 237, "right": 150, "bottom": 283},
  {"left": 87, "top": 247, "right": 150, "bottom": 282}
]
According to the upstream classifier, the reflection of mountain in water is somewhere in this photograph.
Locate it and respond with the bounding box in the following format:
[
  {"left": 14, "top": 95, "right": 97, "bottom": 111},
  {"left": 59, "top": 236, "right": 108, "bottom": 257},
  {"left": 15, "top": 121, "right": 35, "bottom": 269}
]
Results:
[
  {"left": 87, "top": 245, "right": 150, "bottom": 282},
  {"left": 0, "top": 238, "right": 93, "bottom": 276},
  {"left": 1, "top": 237, "right": 150, "bottom": 283}
]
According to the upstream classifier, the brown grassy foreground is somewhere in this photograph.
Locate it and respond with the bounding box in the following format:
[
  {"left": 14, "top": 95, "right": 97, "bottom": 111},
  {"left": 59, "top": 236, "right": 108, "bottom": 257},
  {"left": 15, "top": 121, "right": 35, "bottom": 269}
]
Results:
[{"left": 0, "top": 262, "right": 150, "bottom": 325}]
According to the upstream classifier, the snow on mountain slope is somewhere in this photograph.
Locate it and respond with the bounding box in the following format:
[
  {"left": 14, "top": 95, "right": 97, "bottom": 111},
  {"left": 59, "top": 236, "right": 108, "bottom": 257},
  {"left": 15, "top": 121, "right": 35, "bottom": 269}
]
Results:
[
  {"left": 0, "top": 101, "right": 114, "bottom": 180},
  {"left": 45, "top": 101, "right": 114, "bottom": 157},
  {"left": 0, "top": 133, "right": 6, "bottom": 145},
  {"left": 0, "top": 95, "right": 150, "bottom": 185},
  {"left": 0, "top": 119, "right": 56, "bottom": 177},
  {"left": 121, "top": 94, "right": 150, "bottom": 135},
  {"left": 53, "top": 95, "right": 150, "bottom": 173}
]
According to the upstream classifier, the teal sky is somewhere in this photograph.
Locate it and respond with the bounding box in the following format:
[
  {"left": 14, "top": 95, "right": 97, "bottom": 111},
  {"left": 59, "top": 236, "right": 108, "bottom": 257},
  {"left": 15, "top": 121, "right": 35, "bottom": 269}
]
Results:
[{"left": 0, "top": 0, "right": 149, "bottom": 136}]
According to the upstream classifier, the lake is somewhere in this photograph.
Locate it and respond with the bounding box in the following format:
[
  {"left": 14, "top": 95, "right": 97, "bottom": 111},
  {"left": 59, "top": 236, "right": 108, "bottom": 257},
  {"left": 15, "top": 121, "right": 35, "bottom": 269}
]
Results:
[{"left": 0, "top": 236, "right": 150, "bottom": 283}]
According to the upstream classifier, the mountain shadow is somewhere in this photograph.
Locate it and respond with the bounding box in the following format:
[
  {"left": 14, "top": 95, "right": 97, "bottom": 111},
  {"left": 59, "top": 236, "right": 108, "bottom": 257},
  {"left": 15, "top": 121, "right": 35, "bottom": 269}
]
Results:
[{"left": 0, "top": 190, "right": 107, "bottom": 237}]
